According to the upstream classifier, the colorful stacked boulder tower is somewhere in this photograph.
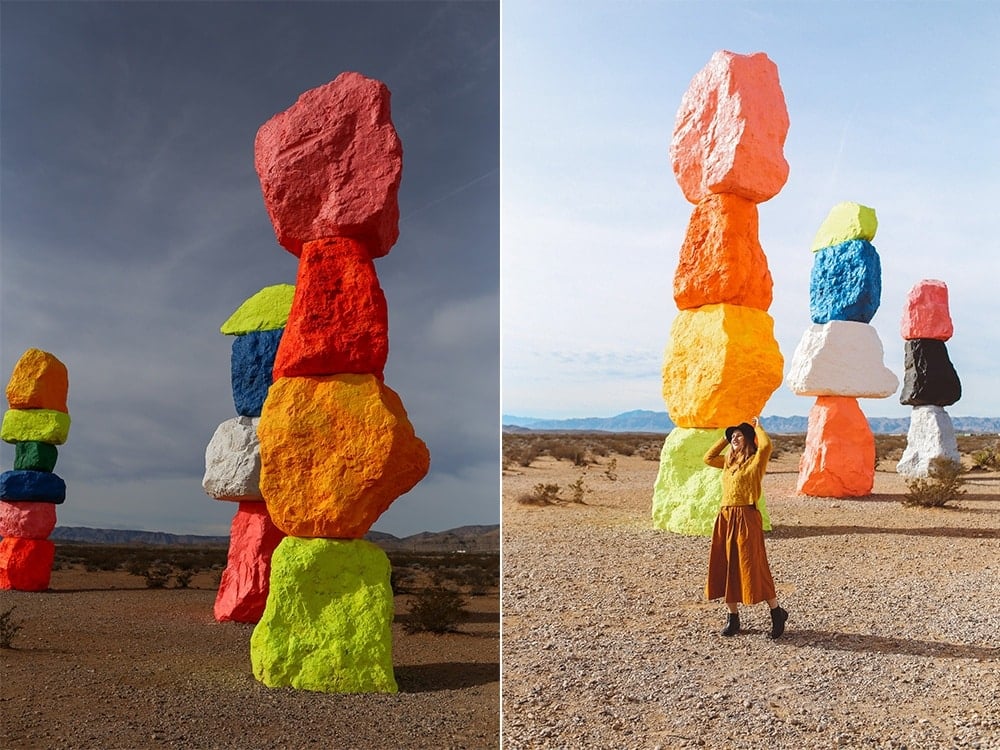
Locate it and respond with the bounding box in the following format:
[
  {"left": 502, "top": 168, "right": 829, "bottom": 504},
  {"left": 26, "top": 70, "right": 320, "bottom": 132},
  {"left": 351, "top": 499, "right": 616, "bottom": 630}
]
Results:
[
  {"left": 651, "top": 50, "right": 788, "bottom": 536},
  {"left": 0, "top": 349, "right": 70, "bottom": 591},
  {"left": 248, "top": 72, "right": 430, "bottom": 693},
  {"left": 202, "top": 284, "right": 293, "bottom": 622},
  {"left": 786, "top": 202, "right": 898, "bottom": 496},
  {"left": 896, "top": 279, "right": 961, "bottom": 477}
]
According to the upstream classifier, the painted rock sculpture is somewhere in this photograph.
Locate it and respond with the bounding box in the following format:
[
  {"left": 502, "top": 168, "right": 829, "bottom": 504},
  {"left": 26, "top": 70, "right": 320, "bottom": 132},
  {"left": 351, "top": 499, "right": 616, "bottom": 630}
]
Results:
[
  {"left": 897, "top": 280, "right": 961, "bottom": 477},
  {"left": 251, "top": 72, "right": 429, "bottom": 693},
  {"left": 787, "top": 202, "right": 898, "bottom": 496},
  {"left": 653, "top": 50, "right": 788, "bottom": 536},
  {"left": 202, "top": 284, "right": 291, "bottom": 623},
  {"left": 0, "top": 349, "right": 70, "bottom": 591}
]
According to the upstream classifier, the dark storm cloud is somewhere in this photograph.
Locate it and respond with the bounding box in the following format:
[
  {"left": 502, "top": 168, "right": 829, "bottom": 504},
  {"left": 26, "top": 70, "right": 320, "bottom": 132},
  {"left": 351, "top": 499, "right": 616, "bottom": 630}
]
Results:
[{"left": 0, "top": 1, "right": 499, "bottom": 535}]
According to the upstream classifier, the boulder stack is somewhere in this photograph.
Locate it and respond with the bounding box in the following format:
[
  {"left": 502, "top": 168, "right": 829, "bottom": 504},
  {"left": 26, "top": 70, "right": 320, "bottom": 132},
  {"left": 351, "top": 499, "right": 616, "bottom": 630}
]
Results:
[
  {"left": 250, "top": 72, "right": 429, "bottom": 693},
  {"left": 786, "top": 202, "right": 898, "bottom": 496},
  {"left": 652, "top": 50, "right": 788, "bottom": 536},
  {"left": 896, "top": 280, "right": 961, "bottom": 477},
  {"left": 202, "top": 284, "right": 292, "bottom": 623},
  {"left": 0, "top": 349, "right": 70, "bottom": 591}
]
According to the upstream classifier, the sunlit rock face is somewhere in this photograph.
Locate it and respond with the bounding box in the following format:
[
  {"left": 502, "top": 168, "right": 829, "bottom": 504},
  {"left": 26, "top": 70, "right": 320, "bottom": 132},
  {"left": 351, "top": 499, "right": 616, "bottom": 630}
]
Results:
[
  {"left": 255, "top": 72, "right": 402, "bottom": 259},
  {"left": 670, "top": 50, "right": 789, "bottom": 204},
  {"left": 796, "top": 397, "right": 875, "bottom": 497}
]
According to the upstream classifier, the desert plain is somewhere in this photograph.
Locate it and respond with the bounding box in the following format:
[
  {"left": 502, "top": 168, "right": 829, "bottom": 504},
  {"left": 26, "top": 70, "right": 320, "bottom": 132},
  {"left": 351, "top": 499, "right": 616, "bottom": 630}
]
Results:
[
  {"left": 502, "top": 432, "right": 999, "bottom": 749},
  {"left": 1, "top": 553, "right": 498, "bottom": 749}
]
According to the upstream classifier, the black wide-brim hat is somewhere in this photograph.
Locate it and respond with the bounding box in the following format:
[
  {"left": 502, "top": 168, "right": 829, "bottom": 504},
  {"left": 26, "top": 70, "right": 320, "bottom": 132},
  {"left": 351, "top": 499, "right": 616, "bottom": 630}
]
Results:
[{"left": 725, "top": 422, "right": 757, "bottom": 449}]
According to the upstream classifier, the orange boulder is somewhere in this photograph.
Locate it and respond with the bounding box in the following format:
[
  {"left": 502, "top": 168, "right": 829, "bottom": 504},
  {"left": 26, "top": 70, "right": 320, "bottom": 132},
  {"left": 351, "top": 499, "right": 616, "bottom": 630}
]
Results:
[
  {"left": 797, "top": 396, "right": 875, "bottom": 497},
  {"left": 662, "top": 303, "right": 784, "bottom": 428},
  {"left": 674, "top": 194, "right": 773, "bottom": 311},
  {"left": 258, "top": 374, "right": 430, "bottom": 538},
  {"left": 272, "top": 237, "right": 389, "bottom": 380},
  {"left": 5, "top": 349, "right": 69, "bottom": 412}
]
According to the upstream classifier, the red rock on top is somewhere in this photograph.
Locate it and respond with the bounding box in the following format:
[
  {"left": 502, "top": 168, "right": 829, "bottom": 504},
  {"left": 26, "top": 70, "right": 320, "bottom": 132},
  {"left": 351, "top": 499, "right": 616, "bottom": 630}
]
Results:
[
  {"left": 670, "top": 50, "right": 789, "bottom": 205},
  {"left": 6, "top": 348, "right": 69, "bottom": 412},
  {"left": 900, "top": 279, "right": 953, "bottom": 341},
  {"left": 272, "top": 237, "right": 389, "bottom": 380},
  {"left": 255, "top": 72, "right": 402, "bottom": 258},
  {"left": 673, "top": 193, "right": 773, "bottom": 312}
]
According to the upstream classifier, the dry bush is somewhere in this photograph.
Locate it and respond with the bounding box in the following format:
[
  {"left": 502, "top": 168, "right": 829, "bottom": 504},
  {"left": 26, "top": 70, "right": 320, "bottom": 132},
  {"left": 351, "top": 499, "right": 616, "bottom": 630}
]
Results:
[
  {"left": 902, "top": 458, "right": 966, "bottom": 508},
  {"left": 404, "top": 584, "right": 468, "bottom": 634},
  {"left": 968, "top": 441, "right": 1000, "bottom": 471},
  {"left": 517, "top": 482, "right": 562, "bottom": 506},
  {"left": 0, "top": 606, "right": 24, "bottom": 649}
]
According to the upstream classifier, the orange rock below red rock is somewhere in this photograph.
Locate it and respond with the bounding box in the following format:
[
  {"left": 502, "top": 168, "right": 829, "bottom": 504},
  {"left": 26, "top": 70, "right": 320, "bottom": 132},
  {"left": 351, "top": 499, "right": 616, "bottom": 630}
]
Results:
[
  {"left": 258, "top": 374, "right": 430, "bottom": 538},
  {"left": 272, "top": 237, "right": 389, "bottom": 380},
  {"left": 797, "top": 396, "right": 875, "bottom": 497},
  {"left": 662, "top": 304, "right": 784, "bottom": 428},
  {"left": 670, "top": 50, "right": 789, "bottom": 204},
  {"left": 5, "top": 349, "right": 69, "bottom": 412},
  {"left": 0, "top": 536, "right": 55, "bottom": 591},
  {"left": 674, "top": 194, "right": 773, "bottom": 311}
]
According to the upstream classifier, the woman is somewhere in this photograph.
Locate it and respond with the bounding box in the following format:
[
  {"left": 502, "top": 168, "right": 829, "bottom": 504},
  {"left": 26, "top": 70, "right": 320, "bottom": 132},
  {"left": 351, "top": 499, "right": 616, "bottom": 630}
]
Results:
[{"left": 703, "top": 416, "right": 788, "bottom": 638}]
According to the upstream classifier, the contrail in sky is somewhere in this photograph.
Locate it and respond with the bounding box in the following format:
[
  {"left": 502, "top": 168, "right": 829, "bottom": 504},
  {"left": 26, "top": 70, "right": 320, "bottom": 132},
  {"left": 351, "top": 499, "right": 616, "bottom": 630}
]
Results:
[{"left": 402, "top": 168, "right": 499, "bottom": 222}]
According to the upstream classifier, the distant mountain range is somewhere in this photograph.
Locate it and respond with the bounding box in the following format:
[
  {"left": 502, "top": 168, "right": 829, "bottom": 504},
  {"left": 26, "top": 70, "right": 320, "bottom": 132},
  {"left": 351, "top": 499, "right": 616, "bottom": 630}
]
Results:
[
  {"left": 503, "top": 409, "right": 1000, "bottom": 435},
  {"left": 49, "top": 524, "right": 499, "bottom": 553}
]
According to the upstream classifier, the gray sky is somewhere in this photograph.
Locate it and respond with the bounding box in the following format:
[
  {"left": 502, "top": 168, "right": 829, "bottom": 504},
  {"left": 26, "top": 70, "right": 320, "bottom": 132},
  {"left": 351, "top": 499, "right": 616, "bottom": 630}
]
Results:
[
  {"left": 503, "top": 0, "right": 999, "bottom": 421},
  {"left": 1, "top": 1, "right": 499, "bottom": 537}
]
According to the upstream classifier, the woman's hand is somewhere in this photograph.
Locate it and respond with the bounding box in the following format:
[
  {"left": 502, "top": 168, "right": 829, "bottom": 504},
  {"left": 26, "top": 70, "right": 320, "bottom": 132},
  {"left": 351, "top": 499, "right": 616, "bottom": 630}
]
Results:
[{"left": 750, "top": 416, "right": 759, "bottom": 427}]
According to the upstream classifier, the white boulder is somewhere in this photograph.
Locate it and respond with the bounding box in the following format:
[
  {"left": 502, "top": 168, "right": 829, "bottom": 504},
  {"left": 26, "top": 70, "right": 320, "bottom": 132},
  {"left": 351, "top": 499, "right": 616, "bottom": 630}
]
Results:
[
  {"left": 896, "top": 405, "right": 960, "bottom": 478},
  {"left": 786, "top": 321, "right": 899, "bottom": 397},
  {"left": 203, "top": 416, "right": 263, "bottom": 501}
]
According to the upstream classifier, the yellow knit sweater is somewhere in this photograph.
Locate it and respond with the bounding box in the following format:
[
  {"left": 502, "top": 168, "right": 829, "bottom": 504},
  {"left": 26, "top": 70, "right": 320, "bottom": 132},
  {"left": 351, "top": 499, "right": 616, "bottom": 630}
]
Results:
[{"left": 703, "top": 425, "right": 772, "bottom": 507}]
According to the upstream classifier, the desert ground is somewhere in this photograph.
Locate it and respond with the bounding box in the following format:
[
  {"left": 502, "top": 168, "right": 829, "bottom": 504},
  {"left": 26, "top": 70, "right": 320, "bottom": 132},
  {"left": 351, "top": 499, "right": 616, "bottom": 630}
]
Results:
[
  {"left": 1, "top": 558, "right": 498, "bottom": 749},
  {"left": 502, "top": 433, "right": 999, "bottom": 749}
]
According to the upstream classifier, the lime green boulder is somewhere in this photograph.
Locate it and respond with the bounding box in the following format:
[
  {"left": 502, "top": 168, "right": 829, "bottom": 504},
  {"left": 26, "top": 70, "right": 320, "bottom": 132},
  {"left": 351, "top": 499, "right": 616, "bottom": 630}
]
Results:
[
  {"left": 250, "top": 537, "right": 396, "bottom": 693},
  {"left": 1, "top": 409, "right": 71, "bottom": 445},
  {"left": 651, "top": 427, "right": 770, "bottom": 536},
  {"left": 810, "top": 201, "right": 877, "bottom": 251},
  {"left": 220, "top": 284, "right": 295, "bottom": 335}
]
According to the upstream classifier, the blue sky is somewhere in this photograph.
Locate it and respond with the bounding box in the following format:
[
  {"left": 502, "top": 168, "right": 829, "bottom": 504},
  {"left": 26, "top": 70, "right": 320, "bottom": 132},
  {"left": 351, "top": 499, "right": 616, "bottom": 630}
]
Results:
[
  {"left": 502, "top": 0, "right": 1000, "bottom": 420},
  {"left": 1, "top": 1, "right": 499, "bottom": 536}
]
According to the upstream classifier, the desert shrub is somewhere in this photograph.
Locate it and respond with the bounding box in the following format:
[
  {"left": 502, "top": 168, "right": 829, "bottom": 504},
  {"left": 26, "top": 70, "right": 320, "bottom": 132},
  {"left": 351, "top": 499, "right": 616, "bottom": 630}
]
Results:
[
  {"left": 0, "top": 606, "right": 24, "bottom": 649},
  {"left": 390, "top": 568, "right": 415, "bottom": 594},
  {"left": 404, "top": 584, "right": 467, "bottom": 634},
  {"left": 567, "top": 475, "right": 588, "bottom": 504},
  {"left": 517, "top": 482, "right": 562, "bottom": 506},
  {"left": 549, "top": 441, "right": 588, "bottom": 466},
  {"left": 902, "top": 458, "right": 966, "bottom": 508},
  {"left": 969, "top": 442, "right": 1000, "bottom": 471},
  {"left": 139, "top": 563, "right": 173, "bottom": 589},
  {"left": 173, "top": 569, "right": 195, "bottom": 589}
]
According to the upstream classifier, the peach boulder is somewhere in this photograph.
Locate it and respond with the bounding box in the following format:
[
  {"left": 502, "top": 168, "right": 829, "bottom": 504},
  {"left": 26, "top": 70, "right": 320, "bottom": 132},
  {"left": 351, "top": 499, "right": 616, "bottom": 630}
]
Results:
[{"left": 653, "top": 50, "right": 788, "bottom": 536}]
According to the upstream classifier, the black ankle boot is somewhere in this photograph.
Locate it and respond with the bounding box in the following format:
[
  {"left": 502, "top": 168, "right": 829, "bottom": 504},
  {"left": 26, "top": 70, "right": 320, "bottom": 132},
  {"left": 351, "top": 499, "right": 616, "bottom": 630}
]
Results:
[
  {"left": 770, "top": 606, "right": 788, "bottom": 639},
  {"left": 721, "top": 613, "right": 740, "bottom": 636}
]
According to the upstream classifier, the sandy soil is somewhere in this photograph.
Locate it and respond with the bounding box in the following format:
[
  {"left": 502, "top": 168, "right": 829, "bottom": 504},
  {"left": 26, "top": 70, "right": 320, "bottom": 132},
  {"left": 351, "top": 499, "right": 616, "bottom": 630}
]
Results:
[
  {"left": 1, "top": 568, "right": 498, "bottom": 749},
  {"left": 502, "top": 445, "right": 1000, "bottom": 749}
]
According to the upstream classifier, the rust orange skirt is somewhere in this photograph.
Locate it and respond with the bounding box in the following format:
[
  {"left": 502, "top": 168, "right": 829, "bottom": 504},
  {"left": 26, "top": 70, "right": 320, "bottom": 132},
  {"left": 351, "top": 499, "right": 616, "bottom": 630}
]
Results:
[{"left": 705, "top": 505, "right": 776, "bottom": 605}]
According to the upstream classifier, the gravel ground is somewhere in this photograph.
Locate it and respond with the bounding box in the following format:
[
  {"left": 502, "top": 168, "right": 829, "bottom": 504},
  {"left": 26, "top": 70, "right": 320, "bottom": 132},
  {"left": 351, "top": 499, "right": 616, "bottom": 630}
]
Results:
[
  {"left": 1, "top": 570, "right": 499, "bottom": 749},
  {"left": 501, "top": 452, "right": 1000, "bottom": 749}
]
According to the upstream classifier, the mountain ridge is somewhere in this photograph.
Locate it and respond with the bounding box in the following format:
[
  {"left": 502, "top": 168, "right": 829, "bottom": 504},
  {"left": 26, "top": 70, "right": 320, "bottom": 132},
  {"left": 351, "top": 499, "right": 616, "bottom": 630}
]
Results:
[
  {"left": 48, "top": 524, "right": 500, "bottom": 553},
  {"left": 503, "top": 409, "right": 1000, "bottom": 435}
]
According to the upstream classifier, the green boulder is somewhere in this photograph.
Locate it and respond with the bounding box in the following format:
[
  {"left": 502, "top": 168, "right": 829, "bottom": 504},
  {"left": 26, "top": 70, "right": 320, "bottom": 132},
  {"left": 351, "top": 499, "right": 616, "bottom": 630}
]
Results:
[
  {"left": 250, "top": 537, "right": 396, "bottom": 693},
  {"left": 14, "top": 442, "right": 58, "bottom": 472},
  {"left": 651, "top": 427, "right": 771, "bottom": 536}
]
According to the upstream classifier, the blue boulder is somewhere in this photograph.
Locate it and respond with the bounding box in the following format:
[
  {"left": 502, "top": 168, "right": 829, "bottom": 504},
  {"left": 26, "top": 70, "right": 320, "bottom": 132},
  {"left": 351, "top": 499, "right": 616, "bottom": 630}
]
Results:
[
  {"left": 0, "top": 469, "right": 66, "bottom": 503},
  {"left": 809, "top": 239, "right": 882, "bottom": 324},
  {"left": 231, "top": 329, "right": 283, "bottom": 417}
]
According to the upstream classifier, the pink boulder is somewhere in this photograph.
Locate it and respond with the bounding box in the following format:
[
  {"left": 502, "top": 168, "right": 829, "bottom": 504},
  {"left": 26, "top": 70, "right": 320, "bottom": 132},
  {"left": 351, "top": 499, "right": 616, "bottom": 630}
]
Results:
[
  {"left": 797, "top": 396, "right": 875, "bottom": 497},
  {"left": 0, "top": 501, "right": 57, "bottom": 539},
  {"left": 255, "top": 71, "right": 402, "bottom": 258},
  {"left": 900, "top": 279, "right": 953, "bottom": 341},
  {"left": 670, "top": 50, "right": 789, "bottom": 204},
  {"left": 0, "top": 536, "right": 55, "bottom": 591},
  {"left": 272, "top": 237, "right": 389, "bottom": 380},
  {"left": 214, "top": 502, "right": 285, "bottom": 623}
]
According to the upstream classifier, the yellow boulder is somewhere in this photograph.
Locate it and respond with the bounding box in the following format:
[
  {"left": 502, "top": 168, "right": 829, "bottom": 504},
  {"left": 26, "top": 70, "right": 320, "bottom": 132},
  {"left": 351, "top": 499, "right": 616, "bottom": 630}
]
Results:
[
  {"left": 662, "top": 304, "right": 784, "bottom": 428},
  {"left": 258, "top": 374, "right": 430, "bottom": 538}
]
